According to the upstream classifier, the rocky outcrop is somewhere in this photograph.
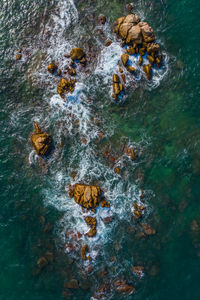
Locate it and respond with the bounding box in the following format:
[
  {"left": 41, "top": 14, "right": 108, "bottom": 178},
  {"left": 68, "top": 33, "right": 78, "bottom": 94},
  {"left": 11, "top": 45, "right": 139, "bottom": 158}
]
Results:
[
  {"left": 139, "top": 22, "right": 155, "bottom": 43},
  {"left": 30, "top": 122, "right": 52, "bottom": 156},
  {"left": 114, "top": 280, "right": 135, "bottom": 294},
  {"left": 84, "top": 216, "right": 97, "bottom": 237},
  {"left": 69, "top": 184, "right": 101, "bottom": 209},
  {"left": 70, "top": 48, "right": 85, "bottom": 60},
  {"left": 57, "top": 78, "right": 76, "bottom": 97}
]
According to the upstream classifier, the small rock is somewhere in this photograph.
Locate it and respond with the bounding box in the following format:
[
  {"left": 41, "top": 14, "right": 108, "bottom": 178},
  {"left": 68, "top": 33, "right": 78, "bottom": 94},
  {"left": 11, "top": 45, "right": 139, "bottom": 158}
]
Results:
[
  {"left": 99, "top": 15, "right": 106, "bottom": 25},
  {"left": 64, "top": 279, "right": 79, "bottom": 289},
  {"left": 37, "top": 256, "right": 48, "bottom": 269},
  {"left": 105, "top": 40, "right": 112, "bottom": 47},
  {"left": 114, "top": 167, "right": 120, "bottom": 174},
  {"left": 121, "top": 53, "right": 129, "bottom": 67},
  {"left": 47, "top": 62, "right": 58, "bottom": 74},
  {"left": 16, "top": 53, "right": 22, "bottom": 60}
]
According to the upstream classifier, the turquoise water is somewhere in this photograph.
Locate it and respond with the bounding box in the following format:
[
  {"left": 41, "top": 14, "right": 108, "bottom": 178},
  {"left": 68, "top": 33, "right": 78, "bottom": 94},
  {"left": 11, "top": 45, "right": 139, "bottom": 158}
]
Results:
[{"left": 0, "top": 0, "right": 200, "bottom": 299}]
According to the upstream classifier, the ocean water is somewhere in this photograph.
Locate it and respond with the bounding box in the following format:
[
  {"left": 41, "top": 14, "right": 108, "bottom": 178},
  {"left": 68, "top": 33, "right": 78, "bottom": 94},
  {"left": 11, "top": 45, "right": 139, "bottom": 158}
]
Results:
[{"left": 0, "top": 0, "right": 200, "bottom": 299}]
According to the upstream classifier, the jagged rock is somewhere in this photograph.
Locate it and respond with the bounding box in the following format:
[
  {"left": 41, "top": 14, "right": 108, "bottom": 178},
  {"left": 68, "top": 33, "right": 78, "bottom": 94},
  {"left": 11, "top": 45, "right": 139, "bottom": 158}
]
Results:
[
  {"left": 121, "top": 73, "right": 126, "bottom": 83},
  {"left": 70, "top": 48, "right": 85, "bottom": 60},
  {"left": 126, "top": 24, "right": 142, "bottom": 44},
  {"left": 85, "top": 216, "right": 97, "bottom": 237},
  {"left": 47, "top": 62, "right": 58, "bottom": 74},
  {"left": 139, "top": 22, "right": 155, "bottom": 43},
  {"left": 30, "top": 122, "right": 52, "bottom": 156},
  {"left": 121, "top": 53, "right": 129, "bottom": 66},
  {"left": 126, "top": 47, "right": 135, "bottom": 54},
  {"left": 114, "top": 167, "right": 120, "bottom": 174},
  {"left": 57, "top": 69, "right": 61, "bottom": 76},
  {"left": 100, "top": 200, "right": 110, "bottom": 208},
  {"left": 143, "top": 64, "right": 152, "bottom": 80},
  {"left": 81, "top": 244, "right": 89, "bottom": 260},
  {"left": 57, "top": 78, "right": 75, "bottom": 96}
]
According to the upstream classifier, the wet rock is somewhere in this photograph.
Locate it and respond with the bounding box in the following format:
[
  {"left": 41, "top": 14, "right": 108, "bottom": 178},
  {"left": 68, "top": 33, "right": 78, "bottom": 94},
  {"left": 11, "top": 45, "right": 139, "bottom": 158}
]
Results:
[
  {"left": 99, "top": 15, "right": 106, "bottom": 25},
  {"left": 126, "top": 47, "right": 135, "bottom": 55},
  {"left": 143, "top": 64, "right": 152, "bottom": 80},
  {"left": 64, "top": 279, "right": 79, "bottom": 289},
  {"left": 121, "top": 53, "right": 129, "bottom": 66},
  {"left": 30, "top": 122, "right": 52, "bottom": 156},
  {"left": 47, "top": 62, "right": 58, "bottom": 74},
  {"left": 142, "top": 223, "right": 156, "bottom": 235},
  {"left": 121, "top": 73, "right": 126, "bottom": 83},
  {"left": 85, "top": 216, "right": 97, "bottom": 237},
  {"left": 70, "top": 48, "right": 85, "bottom": 60},
  {"left": 113, "top": 74, "right": 120, "bottom": 83},
  {"left": 139, "top": 56, "right": 143, "bottom": 66},
  {"left": 37, "top": 256, "right": 48, "bottom": 269},
  {"left": 100, "top": 199, "right": 110, "bottom": 208},
  {"left": 139, "top": 48, "right": 146, "bottom": 56},
  {"left": 57, "top": 69, "right": 61, "bottom": 76},
  {"left": 114, "top": 167, "right": 120, "bottom": 174},
  {"left": 80, "top": 57, "right": 86, "bottom": 65},
  {"left": 57, "top": 78, "right": 75, "bottom": 97},
  {"left": 139, "top": 22, "right": 155, "bottom": 43},
  {"left": 147, "top": 43, "right": 160, "bottom": 54},
  {"left": 44, "top": 251, "right": 54, "bottom": 263},
  {"left": 81, "top": 244, "right": 89, "bottom": 260},
  {"left": 68, "top": 68, "right": 76, "bottom": 76},
  {"left": 147, "top": 55, "right": 155, "bottom": 65},
  {"left": 119, "top": 67, "right": 123, "bottom": 73},
  {"left": 16, "top": 53, "right": 22, "bottom": 60},
  {"left": 126, "top": 66, "right": 135, "bottom": 73},
  {"left": 105, "top": 40, "right": 112, "bottom": 47}
]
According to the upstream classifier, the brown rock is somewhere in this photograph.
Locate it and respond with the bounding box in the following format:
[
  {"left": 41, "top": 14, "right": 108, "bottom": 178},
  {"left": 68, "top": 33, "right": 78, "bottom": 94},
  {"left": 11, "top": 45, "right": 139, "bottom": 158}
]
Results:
[
  {"left": 126, "top": 24, "right": 142, "bottom": 44},
  {"left": 113, "top": 74, "right": 120, "bottom": 83},
  {"left": 143, "top": 64, "right": 152, "bottom": 80},
  {"left": 114, "top": 280, "right": 135, "bottom": 294},
  {"left": 16, "top": 53, "right": 22, "bottom": 60},
  {"left": 47, "top": 62, "right": 58, "bottom": 74},
  {"left": 105, "top": 40, "right": 112, "bottom": 47},
  {"left": 147, "top": 55, "right": 155, "bottom": 65},
  {"left": 30, "top": 122, "right": 52, "bottom": 156},
  {"left": 126, "top": 47, "right": 135, "bottom": 55},
  {"left": 126, "top": 66, "right": 135, "bottom": 73},
  {"left": 132, "top": 266, "right": 144, "bottom": 277},
  {"left": 100, "top": 200, "right": 110, "bottom": 208},
  {"left": 114, "top": 167, "right": 120, "bottom": 174},
  {"left": 121, "top": 53, "right": 129, "bottom": 66},
  {"left": 139, "top": 56, "right": 143, "bottom": 66},
  {"left": 57, "top": 69, "right": 61, "bottom": 76},
  {"left": 147, "top": 43, "right": 160, "bottom": 54},
  {"left": 81, "top": 244, "right": 89, "bottom": 260},
  {"left": 121, "top": 73, "right": 126, "bottom": 83},
  {"left": 73, "top": 184, "right": 101, "bottom": 209},
  {"left": 68, "top": 68, "right": 76, "bottom": 76},
  {"left": 104, "top": 216, "right": 113, "bottom": 224},
  {"left": 99, "top": 15, "right": 106, "bottom": 25},
  {"left": 57, "top": 78, "right": 75, "bottom": 96},
  {"left": 139, "top": 22, "right": 155, "bottom": 43},
  {"left": 70, "top": 48, "right": 85, "bottom": 60}
]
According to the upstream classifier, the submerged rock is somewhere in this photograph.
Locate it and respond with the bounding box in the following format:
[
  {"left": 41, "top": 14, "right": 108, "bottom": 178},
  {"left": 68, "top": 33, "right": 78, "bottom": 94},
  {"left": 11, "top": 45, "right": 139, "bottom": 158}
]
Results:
[
  {"left": 114, "top": 280, "right": 135, "bottom": 294},
  {"left": 70, "top": 48, "right": 85, "bottom": 60},
  {"left": 64, "top": 279, "right": 79, "bottom": 289},
  {"left": 30, "top": 122, "right": 52, "bottom": 156},
  {"left": 37, "top": 256, "right": 48, "bottom": 269}
]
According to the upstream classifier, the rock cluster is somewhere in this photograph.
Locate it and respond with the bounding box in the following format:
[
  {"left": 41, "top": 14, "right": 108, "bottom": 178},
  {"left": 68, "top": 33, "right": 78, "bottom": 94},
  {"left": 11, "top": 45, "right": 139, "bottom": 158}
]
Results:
[
  {"left": 112, "top": 74, "right": 124, "bottom": 100},
  {"left": 57, "top": 78, "right": 76, "bottom": 98},
  {"left": 30, "top": 122, "right": 52, "bottom": 156},
  {"left": 113, "top": 14, "right": 163, "bottom": 82},
  {"left": 84, "top": 216, "right": 97, "bottom": 237}
]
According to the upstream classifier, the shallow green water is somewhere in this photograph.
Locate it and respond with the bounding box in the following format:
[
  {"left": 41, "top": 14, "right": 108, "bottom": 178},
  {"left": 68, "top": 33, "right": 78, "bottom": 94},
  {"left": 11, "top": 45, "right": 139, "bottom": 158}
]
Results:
[{"left": 0, "top": 0, "right": 200, "bottom": 299}]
